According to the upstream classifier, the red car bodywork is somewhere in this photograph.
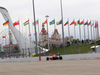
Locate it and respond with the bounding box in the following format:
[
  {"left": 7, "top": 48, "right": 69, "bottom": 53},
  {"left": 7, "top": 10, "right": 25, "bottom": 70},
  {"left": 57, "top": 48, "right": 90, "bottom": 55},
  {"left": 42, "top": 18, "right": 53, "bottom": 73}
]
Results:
[{"left": 46, "top": 54, "right": 62, "bottom": 60}]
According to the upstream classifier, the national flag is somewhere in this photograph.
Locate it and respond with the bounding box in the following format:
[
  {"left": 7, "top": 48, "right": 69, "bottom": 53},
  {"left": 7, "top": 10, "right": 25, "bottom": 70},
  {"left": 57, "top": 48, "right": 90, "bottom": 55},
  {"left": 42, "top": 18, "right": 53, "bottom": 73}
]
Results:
[
  {"left": 34, "top": 33, "right": 37, "bottom": 35},
  {"left": 95, "top": 21, "right": 98, "bottom": 28},
  {"left": 23, "top": 20, "right": 29, "bottom": 26},
  {"left": 2, "top": 36, "right": 6, "bottom": 38},
  {"left": 88, "top": 21, "right": 91, "bottom": 26},
  {"left": 64, "top": 21, "right": 68, "bottom": 26},
  {"left": 57, "top": 20, "right": 62, "bottom": 25},
  {"left": 91, "top": 23, "right": 94, "bottom": 27},
  {"left": 3, "top": 20, "right": 9, "bottom": 26},
  {"left": 70, "top": 20, "right": 75, "bottom": 25},
  {"left": 32, "top": 20, "right": 38, "bottom": 25},
  {"left": 49, "top": 19, "right": 55, "bottom": 25},
  {"left": 39, "top": 32, "right": 42, "bottom": 35},
  {"left": 84, "top": 21, "right": 88, "bottom": 25},
  {"left": 78, "top": 20, "right": 80, "bottom": 24},
  {"left": 80, "top": 21, "right": 84, "bottom": 25},
  {"left": 28, "top": 34, "right": 31, "bottom": 36},
  {"left": 75, "top": 20, "right": 80, "bottom": 26},
  {"left": 42, "top": 20, "right": 47, "bottom": 26},
  {"left": 13, "top": 21, "right": 19, "bottom": 26},
  {"left": 75, "top": 21, "right": 78, "bottom": 26}
]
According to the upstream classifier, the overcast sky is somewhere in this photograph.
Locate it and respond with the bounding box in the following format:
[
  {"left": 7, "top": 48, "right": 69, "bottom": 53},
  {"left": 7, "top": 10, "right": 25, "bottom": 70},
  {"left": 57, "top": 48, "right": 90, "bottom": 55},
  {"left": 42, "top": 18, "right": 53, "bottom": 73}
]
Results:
[{"left": 0, "top": 0, "right": 100, "bottom": 41}]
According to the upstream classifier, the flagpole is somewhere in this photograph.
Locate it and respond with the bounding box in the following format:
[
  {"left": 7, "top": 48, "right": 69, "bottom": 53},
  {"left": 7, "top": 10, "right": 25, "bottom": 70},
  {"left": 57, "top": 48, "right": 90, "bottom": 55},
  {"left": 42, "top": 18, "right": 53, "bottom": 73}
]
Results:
[
  {"left": 97, "top": 21, "right": 99, "bottom": 38},
  {"left": 60, "top": 0, "right": 65, "bottom": 54},
  {"left": 94, "top": 20, "right": 96, "bottom": 53},
  {"left": 68, "top": 18, "right": 72, "bottom": 53},
  {"left": 93, "top": 20, "right": 95, "bottom": 39},
  {"left": 54, "top": 19, "right": 56, "bottom": 54},
  {"left": 87, "top": 20, "right": 89, "bottom": 40},
  {"left": 26, "top": 23, "right": 28, "bottom": 56},
  {"left": 8, "top": 26, "right": 11, "bottom": 58},
  {"left": 74, "top": 19, "right": 76, "bottom": 40},
  {"left": 18, "top": 19, "right": 21, "bottom": 56},
  {"left": 98, "top": 21, "right": 99, "bottom": 38},
  {"left": 78, "top": 19, "right": 81, "bottom": 53},
  {"left": 19, "top": 19, "right": 20, "bottom": 44},
  {"left": 91, "top": 24, "right": 92, "bottom": 40},
  {"left": 95, "top": 21, "right": 97, "bottom": 38},
  {"left": 84, "top": 20, "right": 86, "bottom": 41},
  {"left": 45, "top": 15, "right": 50, "bottom": 52},
  {"left": 32, "top": 0, "right": 38, "bottom": 54},
  {"left": 79, "top": 19, "right": 81, "bottom": 41},
  {"left": 89, "top": 20, "right": 91, "bottom": 40},
  {"left": 37, "top": 19, "right": 40, "bottom": 54},
  {"left": 28, "top": 19, "right": 31, "bottom": 56},
  {"left": 91, "top": 20, "right": 93, "bottom": 40},
  {"left": 84, "top": 20, "right": 88, "bottom": 53},
  {"left": 53, "top": 20, "right": 55, "bottom": 54},
  {"left": 54, "top": 19, "right": 59, "bottom": 54},
  {"left": 95, "top": 21, "right": 98, "bottom": 39},
  {"left": 23, "top": 24, "right": 26, "bottom": 56},
  {"left": 32, "top": 22, "right": 34, "bottom": 43},
  {"left": 95, "top": 20, "right": 99, "bottom": 40},
  {"left": 41, "top": 27, "right": 44, "bottom": 54},
  {"left": 22, "top": 21, "right": 24, "bottom": 57}
]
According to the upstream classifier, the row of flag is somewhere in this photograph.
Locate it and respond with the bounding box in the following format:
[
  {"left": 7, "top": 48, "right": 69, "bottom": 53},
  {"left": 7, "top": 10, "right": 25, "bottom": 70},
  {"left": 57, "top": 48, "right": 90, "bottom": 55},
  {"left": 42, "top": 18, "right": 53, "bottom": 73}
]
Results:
[
  {"left": 49, "top": 19, "right": 98, "bottom": 28},
  {"left": 3, "top": 20, "right": 39, "bottom": 27},
  {"left": 3, "top": 19, "right": 98, "bottom": 28},
  {"left": 2, "top": 35, "right": 12, "bottom": 38},
  {"left": 2, "top": 33, "right": 13, "bottom": 39}
]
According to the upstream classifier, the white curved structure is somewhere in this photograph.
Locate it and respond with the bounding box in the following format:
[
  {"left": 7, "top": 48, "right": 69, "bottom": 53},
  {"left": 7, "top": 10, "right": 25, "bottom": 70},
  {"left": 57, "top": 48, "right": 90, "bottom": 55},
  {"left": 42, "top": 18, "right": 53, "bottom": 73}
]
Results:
[{"left": 0, "top": 7, "right": 35, "bottom": 54}]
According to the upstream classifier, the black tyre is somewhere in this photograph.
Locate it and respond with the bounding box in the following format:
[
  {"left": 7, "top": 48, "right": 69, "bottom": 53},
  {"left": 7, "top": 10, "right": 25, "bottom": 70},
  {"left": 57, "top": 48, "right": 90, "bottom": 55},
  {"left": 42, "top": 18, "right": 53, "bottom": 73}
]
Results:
[
  {"left": 59, "top": 56, "right": 62, "bottom": 60},
  {"left": 52, "top": 57, "right": 55, "bottom": 60},
  {"left": 46, "top": 57, "right": 49, "bottom": 61}
]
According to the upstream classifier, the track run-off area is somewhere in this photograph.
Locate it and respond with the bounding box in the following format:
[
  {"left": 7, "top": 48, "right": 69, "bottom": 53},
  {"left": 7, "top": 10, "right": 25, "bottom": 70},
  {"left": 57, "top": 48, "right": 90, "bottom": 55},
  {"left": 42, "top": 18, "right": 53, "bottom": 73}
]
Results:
[
  {"left": 0, "top": 59, "right": 100, "bottom": 75},
  {"left": 0, "top": 53, "right": 100, "bottom": 75}
]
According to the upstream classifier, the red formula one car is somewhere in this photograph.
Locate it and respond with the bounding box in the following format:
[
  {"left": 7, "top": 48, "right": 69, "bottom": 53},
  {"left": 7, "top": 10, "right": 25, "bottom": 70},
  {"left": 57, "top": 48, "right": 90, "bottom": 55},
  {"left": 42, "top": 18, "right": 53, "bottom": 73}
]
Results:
[{"left": 46, "top": 54, "right": 62, "bottom": 60}]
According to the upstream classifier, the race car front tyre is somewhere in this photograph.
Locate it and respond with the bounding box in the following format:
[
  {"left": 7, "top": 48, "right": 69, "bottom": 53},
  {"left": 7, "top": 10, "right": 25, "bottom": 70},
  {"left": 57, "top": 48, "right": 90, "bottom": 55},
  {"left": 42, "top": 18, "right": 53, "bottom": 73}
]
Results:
[{"left": 46, "top": 57, "right": 49, "bottom": 61}]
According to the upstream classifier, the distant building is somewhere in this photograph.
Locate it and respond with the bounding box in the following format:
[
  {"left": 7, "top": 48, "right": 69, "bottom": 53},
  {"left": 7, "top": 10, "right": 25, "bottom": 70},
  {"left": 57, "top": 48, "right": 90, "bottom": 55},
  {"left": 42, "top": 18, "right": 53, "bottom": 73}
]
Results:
[
  {"left": 49, "top": 29, "right": 62, "bottom": 45},
  {"left": 39, "top": 25, "right": 62, "bottom": 46},
  {"left": 2, "top": 44, "right": 19, "bottom": 54},
  {"left": 39, "top": 25, "right": 48, "bottom": 46},
  {"left": 1, "top": 31, "right": 19, "bottom": 54},
  {"left": 64, "top": 36, "right": 74, "bottom": 42}
]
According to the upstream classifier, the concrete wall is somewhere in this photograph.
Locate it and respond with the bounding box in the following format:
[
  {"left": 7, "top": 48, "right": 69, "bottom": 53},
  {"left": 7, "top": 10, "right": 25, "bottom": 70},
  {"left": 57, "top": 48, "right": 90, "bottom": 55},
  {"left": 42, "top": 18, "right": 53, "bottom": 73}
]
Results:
[{"left": 96, "top": 47, "right": 100, "bottom": 52}]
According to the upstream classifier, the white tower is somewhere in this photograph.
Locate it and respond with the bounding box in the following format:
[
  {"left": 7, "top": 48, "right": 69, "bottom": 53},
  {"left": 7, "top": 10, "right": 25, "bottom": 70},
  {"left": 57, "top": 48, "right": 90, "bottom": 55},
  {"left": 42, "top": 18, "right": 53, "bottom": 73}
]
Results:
[{"left": 0, "top": 7, "right": 35, "bottom": 54}]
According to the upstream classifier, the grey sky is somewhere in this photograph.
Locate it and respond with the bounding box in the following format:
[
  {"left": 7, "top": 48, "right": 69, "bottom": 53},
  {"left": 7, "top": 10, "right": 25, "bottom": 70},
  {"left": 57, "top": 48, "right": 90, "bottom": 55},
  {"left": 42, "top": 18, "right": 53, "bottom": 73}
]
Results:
[{"left": 0, "top": 0, "right": 100, "bottom": 40}]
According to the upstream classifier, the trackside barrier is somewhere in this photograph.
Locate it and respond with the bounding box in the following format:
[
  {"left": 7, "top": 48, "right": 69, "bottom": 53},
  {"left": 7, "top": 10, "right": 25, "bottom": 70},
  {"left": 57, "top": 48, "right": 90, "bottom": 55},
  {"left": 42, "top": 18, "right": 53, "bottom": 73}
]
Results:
[{"left": 0, "top": 53, "right": 100, "bottom": 62}]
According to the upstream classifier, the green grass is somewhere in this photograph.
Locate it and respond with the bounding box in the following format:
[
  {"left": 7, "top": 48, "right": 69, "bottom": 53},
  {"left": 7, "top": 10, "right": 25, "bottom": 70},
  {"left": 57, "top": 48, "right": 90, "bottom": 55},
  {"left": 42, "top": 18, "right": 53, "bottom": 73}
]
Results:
[{"left": 36, "top": 44, "right": 97, "bottom": 56}]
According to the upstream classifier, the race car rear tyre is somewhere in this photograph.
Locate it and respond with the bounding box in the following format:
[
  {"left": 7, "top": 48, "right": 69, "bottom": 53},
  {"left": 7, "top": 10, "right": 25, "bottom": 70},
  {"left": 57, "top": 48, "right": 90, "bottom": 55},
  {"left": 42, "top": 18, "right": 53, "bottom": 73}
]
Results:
[
  {"left": 59, "top": 56, "right": 62, "bottom": 60},
  {"left": 46, "top": 57, "right": 49, "bottom": 61}
]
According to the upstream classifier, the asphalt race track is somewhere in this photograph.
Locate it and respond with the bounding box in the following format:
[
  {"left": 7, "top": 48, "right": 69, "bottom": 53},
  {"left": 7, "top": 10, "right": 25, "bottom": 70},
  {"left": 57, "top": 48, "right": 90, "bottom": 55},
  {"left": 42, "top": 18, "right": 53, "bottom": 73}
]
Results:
[{"left": 0, "top": 59, "right": 100, "bottom": 75}]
